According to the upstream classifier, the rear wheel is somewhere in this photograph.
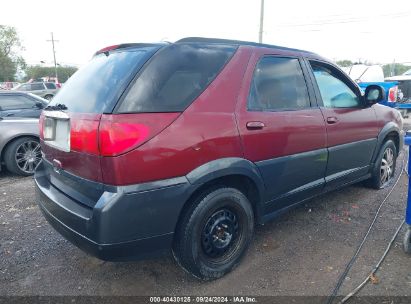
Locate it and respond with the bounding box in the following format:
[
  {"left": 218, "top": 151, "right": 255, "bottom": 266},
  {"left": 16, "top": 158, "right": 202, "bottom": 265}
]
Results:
[
  {"left": 4, "top": 137, "right": 41, "bottom": 176},
  {"left": 173, "top": 187, "right": 254, "bottom": 280},
  {"left": 369, "top": 140, "right": 397, "bottom": 189},
  {"left": 44, "top": 94, "right": 53, "bottom": 101}
]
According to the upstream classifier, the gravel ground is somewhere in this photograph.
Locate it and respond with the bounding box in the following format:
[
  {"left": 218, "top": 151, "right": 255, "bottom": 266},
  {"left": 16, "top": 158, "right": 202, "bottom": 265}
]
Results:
[{"left": 0, "top": 132, "right": 410, "bottom": 301}]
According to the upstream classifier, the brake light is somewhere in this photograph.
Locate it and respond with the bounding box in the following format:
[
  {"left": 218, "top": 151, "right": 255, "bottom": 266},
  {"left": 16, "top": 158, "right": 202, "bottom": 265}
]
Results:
[
  {"left": 98, "top": 113, "right": 180, "bottom": 157},
  {"left": 94, "top": 45, "right": 119, "bottom": 56},
  {"left": 388, "top": 86, "right": 398, "bottom": 102},
  {"left": 70, "top": 118, "right": 100, "bottom": 155},
  {"left": 47, "top": 113, "right": 180, "bottom": 157}
]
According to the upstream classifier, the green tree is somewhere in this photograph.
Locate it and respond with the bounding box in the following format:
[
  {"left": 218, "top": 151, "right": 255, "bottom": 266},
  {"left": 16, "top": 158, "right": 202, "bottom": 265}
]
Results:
[
  {"left": 382, "top": 63, "right": 410, "bottom": 77},
  {"left": 25, "top": 65, "right": 78, "bottom": 83},
  {"left": 0, "top": 25, "right": 25, "bottom": 81},
  {"left": 336, "top": 60, "right": 353, "bottom": 67}
]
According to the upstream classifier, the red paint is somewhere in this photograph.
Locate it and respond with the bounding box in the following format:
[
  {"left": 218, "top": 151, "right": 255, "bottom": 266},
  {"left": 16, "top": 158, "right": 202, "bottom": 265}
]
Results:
[
  {"left": 100, "top": 48, "right": 250, "bottom": 185},
  {"left": 235, "top": 48, "right": 326, "bottom": 162}
]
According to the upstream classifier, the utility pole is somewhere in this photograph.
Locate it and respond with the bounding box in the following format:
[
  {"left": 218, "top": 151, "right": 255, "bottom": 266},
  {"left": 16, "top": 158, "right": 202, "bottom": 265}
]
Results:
[
  {"left": 46, "top": 32, "right": 59, "bottom": 82},
  {"left": 258, "top": 0, "right": 265, "bottom": 43}
]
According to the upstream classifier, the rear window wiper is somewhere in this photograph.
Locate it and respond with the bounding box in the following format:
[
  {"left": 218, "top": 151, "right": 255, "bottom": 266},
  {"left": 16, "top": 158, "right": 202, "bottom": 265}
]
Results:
[{"left": 45, "top": 104, "right": 68, "bottom": 111}]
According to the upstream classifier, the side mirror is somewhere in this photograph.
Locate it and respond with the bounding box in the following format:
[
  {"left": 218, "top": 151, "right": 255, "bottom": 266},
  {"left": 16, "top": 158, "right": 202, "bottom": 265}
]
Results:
[{"left": 363, "top": 85, "right": 385, "bottom": 106}]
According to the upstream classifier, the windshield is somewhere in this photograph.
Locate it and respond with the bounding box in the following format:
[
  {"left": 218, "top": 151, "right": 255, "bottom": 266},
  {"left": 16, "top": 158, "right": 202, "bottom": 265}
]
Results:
[{"left": 48, "top": 46, "right": 160, "bottom": 113}]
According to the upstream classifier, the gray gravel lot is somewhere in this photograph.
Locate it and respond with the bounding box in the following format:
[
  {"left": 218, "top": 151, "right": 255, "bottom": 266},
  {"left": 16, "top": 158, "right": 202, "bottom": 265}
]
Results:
[{"left": 0, "top": 140, "right": 410, "bottom": 300}]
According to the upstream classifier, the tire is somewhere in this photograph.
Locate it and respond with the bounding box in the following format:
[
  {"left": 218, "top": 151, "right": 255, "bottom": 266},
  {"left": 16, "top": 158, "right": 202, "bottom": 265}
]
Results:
[
  {"left": 172, "top": 187, "right": 254, "bottom": 280},
  {"left": 369, "top": 140, "right": 397, "bottom": 189},
  {"left": 404, "top": 228, "right": 411, "bottom": 254},
  {"left": 44, "top": 94, "right": 53, "bottom": 101},
  {"left": 4, "top": 137, "right": 41, "bottom": 176}
]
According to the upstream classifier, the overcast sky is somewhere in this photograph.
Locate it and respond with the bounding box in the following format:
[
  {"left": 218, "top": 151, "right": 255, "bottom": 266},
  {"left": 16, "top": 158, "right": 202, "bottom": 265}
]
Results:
[{"left": 1, "top": 0, "right": 410, "bottom": 67}]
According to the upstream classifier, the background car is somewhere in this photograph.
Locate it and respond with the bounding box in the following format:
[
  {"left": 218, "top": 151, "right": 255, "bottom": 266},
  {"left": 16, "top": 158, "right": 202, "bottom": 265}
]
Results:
[
  {"left": 0, "top": 92, "right": 48, "bottom": 118},
  {"left": 0, "top": 117, "right": 41, "bottom": 176},
  {"left": 13, "top": 82, "right": 59, "bottom": 100}
]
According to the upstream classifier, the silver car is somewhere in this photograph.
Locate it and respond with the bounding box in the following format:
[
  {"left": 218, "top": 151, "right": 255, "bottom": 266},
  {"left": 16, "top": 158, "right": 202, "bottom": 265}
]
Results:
[
  {"left": 13, "top": 82, "right": 59, "bottom": 101},
  {"left": 0, "top": 117, "right": 41, "bottom": 176}
]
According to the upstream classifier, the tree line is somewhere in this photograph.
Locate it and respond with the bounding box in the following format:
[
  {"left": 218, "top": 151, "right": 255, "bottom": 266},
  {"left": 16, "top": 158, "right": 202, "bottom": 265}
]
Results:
[
  {"left": 0, "top": 25, "right": 77, "bottom": 83},
  {"left": 336, "top": 60, "right": 410, "bottom": 78}
]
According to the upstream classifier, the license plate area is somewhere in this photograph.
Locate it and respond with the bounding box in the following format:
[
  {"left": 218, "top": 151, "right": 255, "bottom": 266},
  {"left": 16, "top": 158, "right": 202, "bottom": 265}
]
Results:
[{"left": 43, "top": 111, "right": 70, "bottom": 152}]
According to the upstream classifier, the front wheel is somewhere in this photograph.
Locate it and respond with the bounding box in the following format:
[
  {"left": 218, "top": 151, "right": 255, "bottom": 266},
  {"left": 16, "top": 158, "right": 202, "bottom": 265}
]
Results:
[
  {"left": 173, "top": 187, "right": 254, "bottom": 280},
  {"left": 369, "top": 140, "right": 397, "bottom": 189}
]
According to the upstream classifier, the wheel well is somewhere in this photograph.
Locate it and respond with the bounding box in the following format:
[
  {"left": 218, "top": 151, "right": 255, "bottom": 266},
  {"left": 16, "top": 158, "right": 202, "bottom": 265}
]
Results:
[
  {"left": 0, "top": 135, "right": 39, "bottom": 162},
  {"left": 385, "top": 131, "right": 400, "bottom": 153},
  {"left": 174, "top": 174, "right": 261, "bottom": 233}
]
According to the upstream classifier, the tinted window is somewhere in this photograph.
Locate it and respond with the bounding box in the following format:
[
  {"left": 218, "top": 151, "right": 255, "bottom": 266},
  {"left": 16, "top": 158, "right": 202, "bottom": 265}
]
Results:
[
  {"left": 117, "top": 44, "right": 236, "bottom": 113},
  {"left": 48, "top": 47, "right": 159, "bottom": 113},
  {"left": 45, "top": 83, "right": 56, "bottom": 89},
  {"left": 18, "top": 84, "right": 30, "bottom": 91},
  {"left": 310, "top": 62, "right": 360, "bottom": 108},
  {"left": 0, "top": 95, "right": 35, "bottom": 110},
  {"left": 31, "top": 83, "right": 45, "bottom": 90},
  {"left": 248, "top": 57, "right": 310, "bottom": 111}
]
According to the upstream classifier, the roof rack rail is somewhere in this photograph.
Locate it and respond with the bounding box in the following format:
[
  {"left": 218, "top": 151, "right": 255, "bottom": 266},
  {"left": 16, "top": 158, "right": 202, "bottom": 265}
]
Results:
[{"left": 176, "top": 37, "right": 310, "bottom": 54}]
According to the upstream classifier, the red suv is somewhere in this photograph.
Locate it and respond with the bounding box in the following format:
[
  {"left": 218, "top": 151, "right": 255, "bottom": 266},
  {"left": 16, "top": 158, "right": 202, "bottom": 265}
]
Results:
[{"left": 35, "top": 37, "right": 403, "bottom": 280}]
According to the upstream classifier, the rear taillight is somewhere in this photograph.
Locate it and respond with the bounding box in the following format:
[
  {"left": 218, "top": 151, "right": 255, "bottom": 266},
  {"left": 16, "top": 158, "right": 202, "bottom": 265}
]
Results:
[
  {"left": 99, "top": 120, "right": 150, "bottom": 156},
  {"left": 97, "top": 113, "right": 180, "bottom": 157},
  {"left": 70, "top": 118, "right": 100, "bottom": 155},
  {"left": 43, "top": 113, "right": 180, "bottom": 156},
  {"left": 388, "top": 86, "right": 398, "bottom": 102}
]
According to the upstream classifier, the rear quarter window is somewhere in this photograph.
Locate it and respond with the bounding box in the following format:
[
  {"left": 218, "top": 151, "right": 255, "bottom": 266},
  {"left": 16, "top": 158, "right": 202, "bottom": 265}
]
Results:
[{"left": 116, "top": 44, "right": 237, "bottom": 113}]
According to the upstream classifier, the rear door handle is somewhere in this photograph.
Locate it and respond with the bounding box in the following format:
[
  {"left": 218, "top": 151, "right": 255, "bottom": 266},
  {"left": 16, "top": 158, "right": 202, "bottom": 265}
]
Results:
[
  {"left": 326, "top": 117, "right": 339, "bottom": 124},
  {"left": 246, "top": 121, "right": 265, "bottom": 130}
]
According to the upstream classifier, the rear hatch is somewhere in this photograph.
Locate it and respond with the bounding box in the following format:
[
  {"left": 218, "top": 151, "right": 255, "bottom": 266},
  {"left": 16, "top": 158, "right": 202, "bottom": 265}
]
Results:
[
  {"left": 40, "top": 42, "right": 237, "bottom": 207},
  {"left": 40, "top": 45, "right": 162, "bottom": 207}
]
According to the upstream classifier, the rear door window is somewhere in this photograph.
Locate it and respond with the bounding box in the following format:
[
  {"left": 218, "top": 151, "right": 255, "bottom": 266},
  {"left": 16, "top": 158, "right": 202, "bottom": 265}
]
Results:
[
  {"left": 116, "top": 44, "right": 236, "bottom": 113},
  {"left": 248, "top": 57, "right": 311, "bottom": 111}
]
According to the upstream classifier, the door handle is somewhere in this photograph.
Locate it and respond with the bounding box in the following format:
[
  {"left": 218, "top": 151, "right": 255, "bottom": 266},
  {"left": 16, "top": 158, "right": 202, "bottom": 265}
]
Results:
[
  {"left": 246, "top": 121, "right": 265, "bottom": 130},
  {"left": 326, "top": 117, "right": 339, "bottom": 124}
]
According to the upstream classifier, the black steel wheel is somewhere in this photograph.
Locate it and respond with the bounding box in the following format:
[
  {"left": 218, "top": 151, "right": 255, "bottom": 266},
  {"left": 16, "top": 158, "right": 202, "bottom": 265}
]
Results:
[
  {"left": 173, "top": 187, "right": 254, "bottom": 280},
  {"left": 4, "top": 137, "right": 41, "bottom": 176}
]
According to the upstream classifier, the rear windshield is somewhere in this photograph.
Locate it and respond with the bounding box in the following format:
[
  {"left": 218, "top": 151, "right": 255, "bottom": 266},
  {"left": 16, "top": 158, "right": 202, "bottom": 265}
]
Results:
[
  {"left": 47, "top": 46, "right": 160, "bottom": 113},
  {"left": 116, "top": 44, "right": 237, "bottom": 113}
]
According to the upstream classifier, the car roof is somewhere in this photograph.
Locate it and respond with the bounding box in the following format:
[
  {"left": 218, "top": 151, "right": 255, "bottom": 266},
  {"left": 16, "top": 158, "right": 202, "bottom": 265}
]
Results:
[
  {"left": 99, "top": 37, "right": 321, "bottom": 59},
  {"left": 176, "top": 37, "right": 316, "bottom": 55}
]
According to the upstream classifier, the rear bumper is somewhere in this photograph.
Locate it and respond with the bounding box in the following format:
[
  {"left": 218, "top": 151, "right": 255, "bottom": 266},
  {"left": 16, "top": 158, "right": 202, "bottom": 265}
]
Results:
[{"left": 34, "top": 160, "right": 191, "bottom": 261}]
